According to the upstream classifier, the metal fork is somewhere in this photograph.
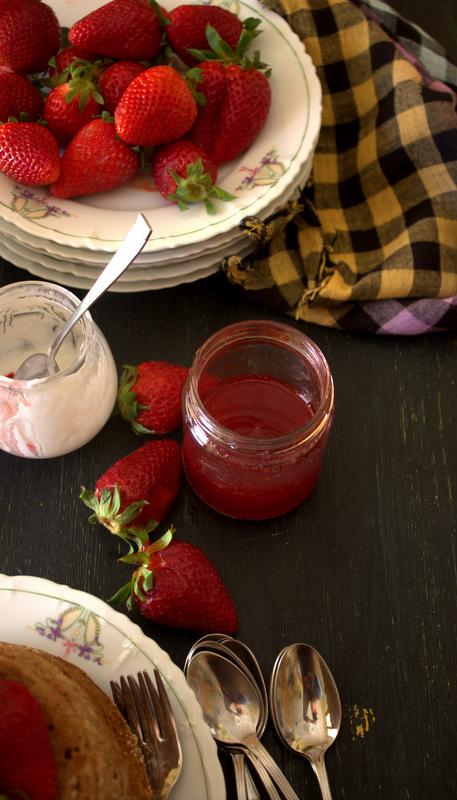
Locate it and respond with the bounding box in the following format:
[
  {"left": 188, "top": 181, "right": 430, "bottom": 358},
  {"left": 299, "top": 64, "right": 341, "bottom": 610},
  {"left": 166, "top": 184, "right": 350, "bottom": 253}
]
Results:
[{"left": 111, "top": 669, "right": 183, "bottom": 800}]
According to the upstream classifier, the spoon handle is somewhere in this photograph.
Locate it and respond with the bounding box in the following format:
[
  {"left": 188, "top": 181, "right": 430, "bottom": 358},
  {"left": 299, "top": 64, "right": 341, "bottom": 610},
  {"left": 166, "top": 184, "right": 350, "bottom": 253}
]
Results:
[
  {"left": 243, "top": 750, "right": 281, "bottom": 800},
  {"left": 311, "top": 755, "right": 333, "bottom": 800},
  {"left": 49, "top": 214, "right": 151, "bottom": 362},
  {"left": 230, "top": 751, "right": 248, "bottom": 800},
  {"left": 244, "top": 738, "right": 300, "bottom": 800}
]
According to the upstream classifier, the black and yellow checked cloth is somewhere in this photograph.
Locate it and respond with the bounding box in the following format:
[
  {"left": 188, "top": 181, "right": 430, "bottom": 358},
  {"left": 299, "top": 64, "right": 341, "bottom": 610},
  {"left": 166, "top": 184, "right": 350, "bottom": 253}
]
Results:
[{"left": 222, "top": 0, "right": 457, "bottom": 334}]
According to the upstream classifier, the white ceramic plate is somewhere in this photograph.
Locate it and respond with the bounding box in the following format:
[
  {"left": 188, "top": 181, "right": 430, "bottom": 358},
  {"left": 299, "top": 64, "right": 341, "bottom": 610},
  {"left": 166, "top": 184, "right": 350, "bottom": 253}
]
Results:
[
  {"left": 0, "top": 0, "right": 321, "bottom": 253},
  {"left": 2, "top": 153, "right": 314, "bottom": 267},
  {"left": 0, "top": 574, "right": 226, "bottom": 800},
  {"left": 0, "top": 227, "right": 255, "bottom": 282},
  {"left": 0, "top": 236, "right": 227, "bottom": 290},
  {"left": 0, "top": 216, "right": 255, "bottom": 278}
]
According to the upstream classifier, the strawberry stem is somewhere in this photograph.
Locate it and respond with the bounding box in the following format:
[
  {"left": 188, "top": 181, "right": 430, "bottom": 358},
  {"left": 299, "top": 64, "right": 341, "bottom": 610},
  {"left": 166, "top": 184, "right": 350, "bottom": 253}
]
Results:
[
  {"left": 168, "top": 158, "right": 235, "bottom": 214},
  {"left": 116, "top": 364, "right": 153, "bottom": 434},
  {"left": 79, "top": 484, "right": 156, "bottom": 548},
  {"left": 188, "top": 20, "right": 270, "bottom": 72}
]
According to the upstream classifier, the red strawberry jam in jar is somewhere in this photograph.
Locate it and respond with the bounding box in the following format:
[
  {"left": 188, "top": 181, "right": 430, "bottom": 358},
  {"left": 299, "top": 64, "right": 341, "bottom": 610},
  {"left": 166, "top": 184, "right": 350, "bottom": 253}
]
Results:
[{"left": 182, "top": 320, "right": 334, "bottom": 520}]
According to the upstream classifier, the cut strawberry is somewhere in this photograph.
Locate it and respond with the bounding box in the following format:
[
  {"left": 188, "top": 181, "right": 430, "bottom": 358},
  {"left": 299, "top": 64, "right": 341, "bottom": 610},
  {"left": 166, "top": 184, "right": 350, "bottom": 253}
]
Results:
[{"left": 0, "top": 678, "right": 57, "bottom": 800}]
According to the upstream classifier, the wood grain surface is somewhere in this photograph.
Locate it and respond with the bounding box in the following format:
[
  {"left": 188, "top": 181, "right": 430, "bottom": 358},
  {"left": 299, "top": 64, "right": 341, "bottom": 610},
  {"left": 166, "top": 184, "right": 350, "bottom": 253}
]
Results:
[{"left": 0, "top": 1, "right": 456, "bottom": 797}]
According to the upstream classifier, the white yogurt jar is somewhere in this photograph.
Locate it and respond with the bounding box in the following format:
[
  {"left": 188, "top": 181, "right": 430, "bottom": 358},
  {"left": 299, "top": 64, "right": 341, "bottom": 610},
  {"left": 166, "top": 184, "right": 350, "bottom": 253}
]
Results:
[{"left": 0, "top": 281, "right": 118, "bottom": 458}]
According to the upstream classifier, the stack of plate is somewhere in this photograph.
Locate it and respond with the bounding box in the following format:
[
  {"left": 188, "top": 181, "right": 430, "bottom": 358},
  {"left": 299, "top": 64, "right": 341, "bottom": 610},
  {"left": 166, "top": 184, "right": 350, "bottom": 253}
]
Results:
[{"left": 0, "top": 0, "right": 322, "bottom": 292}]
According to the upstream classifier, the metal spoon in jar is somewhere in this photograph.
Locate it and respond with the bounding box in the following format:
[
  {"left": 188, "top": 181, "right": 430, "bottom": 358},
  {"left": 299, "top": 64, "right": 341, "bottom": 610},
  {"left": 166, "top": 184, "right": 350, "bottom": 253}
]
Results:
[
  {"left": 186, "top": 650, "right": 300, "bottom": 800},
  {"left": 14, "top": 213, "right": 152, "bottom": 381},
  {"left": 269, "top": 643, "right": 342, "bottom": 800}
]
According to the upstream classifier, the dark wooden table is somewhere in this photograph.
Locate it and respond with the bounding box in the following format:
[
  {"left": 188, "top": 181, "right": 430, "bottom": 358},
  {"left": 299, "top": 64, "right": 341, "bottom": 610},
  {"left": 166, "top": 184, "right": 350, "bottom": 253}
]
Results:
[{"left": 1, "top": 3, "right": 456, "bottom": 798}]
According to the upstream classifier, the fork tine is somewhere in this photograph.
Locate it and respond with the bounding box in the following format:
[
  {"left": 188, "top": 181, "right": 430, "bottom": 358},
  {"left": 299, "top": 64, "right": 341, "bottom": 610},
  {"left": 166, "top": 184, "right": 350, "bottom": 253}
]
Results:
[
  {"left": 138, "top": 671, "right": 162, "bottom": 743},
  {"left": 154, "top": 669, "right": 179, "bottom": 741},
  {"left": 141, "top": 669, "right": 173, "bottom": 741},
  {"left": 110, "top": 679, "right": 126, "bottom": 717},
  {"left": 121, "top": 675, "right": 144, "bottom": 742}
]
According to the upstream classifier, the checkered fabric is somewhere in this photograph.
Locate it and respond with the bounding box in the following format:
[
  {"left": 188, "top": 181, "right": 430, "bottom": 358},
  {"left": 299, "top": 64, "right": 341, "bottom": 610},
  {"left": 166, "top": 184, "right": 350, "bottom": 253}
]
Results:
[{"left": 222, "top": 0, "right": 457, "bottom": 334}]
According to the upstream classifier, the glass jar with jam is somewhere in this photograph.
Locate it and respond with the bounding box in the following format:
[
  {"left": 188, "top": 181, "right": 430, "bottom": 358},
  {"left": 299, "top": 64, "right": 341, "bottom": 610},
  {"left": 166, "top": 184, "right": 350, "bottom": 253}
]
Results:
[{"left": 182, "top": 320, "right": 334, "bottom": 520}]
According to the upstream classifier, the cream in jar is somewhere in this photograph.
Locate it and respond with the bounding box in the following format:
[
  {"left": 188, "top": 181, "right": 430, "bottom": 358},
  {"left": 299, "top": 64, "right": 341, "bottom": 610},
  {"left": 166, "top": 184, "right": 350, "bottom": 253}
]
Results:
[{"left": 0, "top": 281, "right": 118, "bottom": 458}]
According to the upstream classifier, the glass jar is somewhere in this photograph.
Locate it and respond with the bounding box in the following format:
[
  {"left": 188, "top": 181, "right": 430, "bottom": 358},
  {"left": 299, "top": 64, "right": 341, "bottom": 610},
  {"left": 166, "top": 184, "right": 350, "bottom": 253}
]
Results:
[
  {"left": 182, "top": 320, "right": 334, "bottom": 520},
  {"left": 0, "top": 281, "right": 118, "bottom": 458}
]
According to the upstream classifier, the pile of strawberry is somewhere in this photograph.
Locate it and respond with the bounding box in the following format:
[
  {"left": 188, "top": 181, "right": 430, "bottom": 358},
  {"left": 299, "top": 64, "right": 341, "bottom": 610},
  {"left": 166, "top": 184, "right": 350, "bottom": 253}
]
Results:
[
  {"left": 0, "top": 0, "right": 272, "bottom": 212},
  {"left": 81, "top": 360, "right": 238, "bottom": 634}
]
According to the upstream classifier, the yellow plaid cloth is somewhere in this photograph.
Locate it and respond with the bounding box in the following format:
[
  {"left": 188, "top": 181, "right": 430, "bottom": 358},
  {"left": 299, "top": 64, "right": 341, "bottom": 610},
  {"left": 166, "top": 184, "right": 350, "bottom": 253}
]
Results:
[{"left": 222, "top": 0, "right": 457, "bottom": 333}]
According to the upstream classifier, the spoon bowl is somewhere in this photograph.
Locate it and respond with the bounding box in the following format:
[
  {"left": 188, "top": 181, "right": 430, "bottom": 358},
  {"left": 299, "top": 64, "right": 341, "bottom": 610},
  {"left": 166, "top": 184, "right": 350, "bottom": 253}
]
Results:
[
  {"left": 14, "top": 213, "right": 151, "bottom": 381},
  {"left": 270, "top": 643, "right": 342, "bottom": 800},
  {"left": 187, "top": 650, "right": 300, "bottom": 800}
]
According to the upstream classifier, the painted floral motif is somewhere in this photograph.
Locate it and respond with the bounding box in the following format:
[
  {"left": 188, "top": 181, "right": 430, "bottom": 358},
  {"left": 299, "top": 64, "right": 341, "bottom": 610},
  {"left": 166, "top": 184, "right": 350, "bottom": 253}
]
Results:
[
  {"left": 34, "top": 604, "right": 105, "bottom": 665},
  {"left": 236, "top": 149, "right": 286, "bottom": 190},
  {"left": 9, "top": 185, "right": 71, "bottom": 220}
]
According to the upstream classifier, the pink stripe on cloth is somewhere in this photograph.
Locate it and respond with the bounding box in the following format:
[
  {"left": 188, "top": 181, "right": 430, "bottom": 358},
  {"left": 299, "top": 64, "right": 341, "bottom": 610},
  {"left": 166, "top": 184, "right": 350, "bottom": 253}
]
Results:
[{"left": 378, "top": 296, "right": 457, "bottom": 334}]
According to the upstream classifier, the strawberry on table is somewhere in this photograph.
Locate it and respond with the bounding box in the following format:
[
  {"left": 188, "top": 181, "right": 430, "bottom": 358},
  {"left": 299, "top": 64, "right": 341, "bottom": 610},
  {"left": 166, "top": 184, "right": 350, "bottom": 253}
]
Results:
[
  {"left": 114, "top": 65, "right": 197, "bottom": 146},
  {"left": 51, "top": 115, "right": 139, "bottom": 199},
  {"left": 98, "top": 60, "right": 146, "bottom": 113},
  {"left": 0, "top": 121, "right": 60, "bottom": 185},
  {"left": 112, "top": 528, "right": 238, "bottom": 634},
  {"left": 68, "top": 0, "right": 162, "bottom": 61},
  {"left": 0, "top": 66, "right": 42, "bottom": 122},
  {"left": 43, "top": 63, "right": 104, "bottom": 145},
  {"left": 152, "top": 138, "right": 234, "bottom": 213},
  {"left": 0, "top": 678, "right": 57, "bottom": 800},
  {"left": 0, "top": 0, "right": 61, "bottom": 74},
  {"left": 117, "top": 361, "right": 189, "bottom": 435},
  {"left": 189, "top": 24, "right": 271, "bottom": 164},
  {"left": 166, "top": 4, "right": 243, "bottom": 66},
  {"left": 80, "top": 439, "right": 182, "bottom": 545}
]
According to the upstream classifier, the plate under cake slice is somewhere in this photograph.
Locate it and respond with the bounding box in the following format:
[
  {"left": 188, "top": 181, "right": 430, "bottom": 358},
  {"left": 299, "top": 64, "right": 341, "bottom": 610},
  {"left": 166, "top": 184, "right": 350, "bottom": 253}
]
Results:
[{"left": 0, "top": 641, "right": 153, "bottom": 800}]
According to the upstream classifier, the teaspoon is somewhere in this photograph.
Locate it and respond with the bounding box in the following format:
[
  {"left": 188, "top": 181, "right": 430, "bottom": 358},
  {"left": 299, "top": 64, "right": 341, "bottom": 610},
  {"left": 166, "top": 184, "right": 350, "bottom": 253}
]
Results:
[
  {"left": 185, "top": 638, "right": 264, "bottom": 800},
  {"left": 14, "top": 213, "right": 152, "bottom": 381},
  {"left": 187, "top": 650, "right": 300, "bottom": 800},
  {"left": 270, "top": 643, "right": 342, "bottom": 800}
]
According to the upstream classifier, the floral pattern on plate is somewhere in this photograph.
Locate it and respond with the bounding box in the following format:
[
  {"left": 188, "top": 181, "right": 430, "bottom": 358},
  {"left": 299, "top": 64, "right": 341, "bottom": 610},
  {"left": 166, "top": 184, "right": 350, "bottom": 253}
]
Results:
[{"left": 34, "top": 603, "right": 106, "bottom": 665}]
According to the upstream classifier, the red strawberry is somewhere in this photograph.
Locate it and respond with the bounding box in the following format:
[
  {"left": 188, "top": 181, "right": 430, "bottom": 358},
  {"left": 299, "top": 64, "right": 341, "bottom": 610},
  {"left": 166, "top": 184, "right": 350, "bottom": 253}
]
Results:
[
  {"left": 80, "top": 439, "right": 181, "bottom": 544},
  {"left": 117, "top": 361, "right": 189, "bottom": 435},
  {"left": 113, "top": 529, "right": 238, "bottom": 633},
  {"left": 48, "top": 46, "right": 98, "bottom": 82},
  {"left": 68, "top": 0, "right": 162, "bottom": 61},
  {"left": 189, "top": 24, "right": 271, "bottom": 164},
  {"left": 43, "top": 67, "right": 104, "bottom": 144},
  {"left": 98, "top": 60, "right": 146, "bottom": 113},
  {"left": 115, "top": 65, "right": 197, "bottom": 146},
  {"left": 152, "top": 138, "right": 234, "bottom": 212},
  {"left": 0, "top": 121, "right": 60, "bottom": 185},
  {"left": 166, "top": 5, "right": 242, "bottom": 66},
  {"left": 0, "top": 0, "right": 61, "bottom": 74},
  {"left": 0, "top": 67, "right": 42, "bottom": 122},
  {"left": 51, "top": 116, "right": 139, "bottom": 199},
  {"left": 0, "top": 678, "right": 57, "bottom": 800}
]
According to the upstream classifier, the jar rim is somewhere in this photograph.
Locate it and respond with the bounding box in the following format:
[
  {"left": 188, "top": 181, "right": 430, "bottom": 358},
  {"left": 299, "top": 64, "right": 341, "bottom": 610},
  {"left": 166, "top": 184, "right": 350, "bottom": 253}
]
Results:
[
  {"left": 186, "top": 320, "right": 334, "bottom": 453},
  {"left": 0, "top": 280, "right": 93, "bottom": 387}
]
